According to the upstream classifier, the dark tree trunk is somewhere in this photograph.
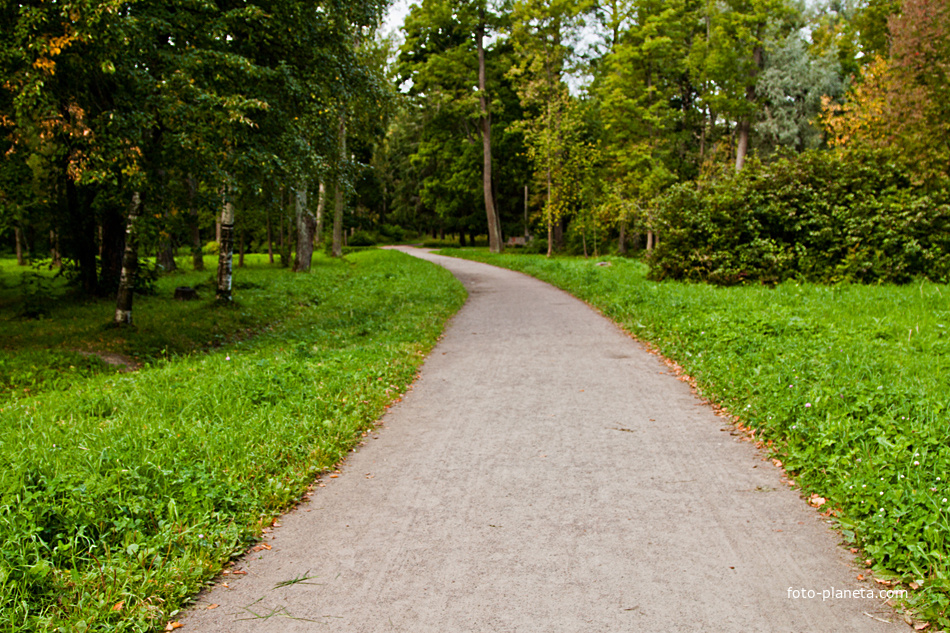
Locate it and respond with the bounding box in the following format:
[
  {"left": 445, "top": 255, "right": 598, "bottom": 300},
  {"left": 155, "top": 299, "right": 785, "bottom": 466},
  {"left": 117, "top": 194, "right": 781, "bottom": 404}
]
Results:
[
  {"left": 187, "top": 177, "right": 204, "bottom": 271},
  {"left": 267, "top": 210, "right": 274, "bottom": 264},
  {"left": 114, "top": 192, "right": 142, "bottom": 325},
  {"left": 476, "top": 18, "right": 503, "bottom": 254},
  {"left": 618, "top": 220, "right": 627, "bottom": 255},
  {"left": 238, "top": 227, "right": 245, "bottom": 268},
  {"left": 14, "top": 226, "right": 26, "bottom": 265},
  {"left": 460, "top": 232, "right": 467, "bottom": 247},
  {"left": 555, "top": 217, "right": 565, "bottom": 251},
  {"left": 736, "top": 42, "right": 764, "bottom": 171},
  {"left": 293, "top": 183, "right": 317, "bottom": 272},
  {"left": 50, "top": 230, "right": 61, "bottom": 268},
  {"left": 100, "top": 205, "right": 125, "bottom": 291},
  {"left": 332, "top": 117, "right": 346, "bottom": 258},
  {"left": 157, "top": 242, "right": 177, "bottom": 272},
  {"left": 64, "top": 180, "right": 98, "bottom": 293}
]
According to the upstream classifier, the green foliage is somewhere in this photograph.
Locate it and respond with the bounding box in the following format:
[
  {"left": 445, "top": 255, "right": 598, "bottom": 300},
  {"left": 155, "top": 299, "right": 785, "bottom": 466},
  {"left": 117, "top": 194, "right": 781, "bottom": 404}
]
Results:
[
  {"left": 0, "top": 250, "right": 465, "bottom": 632},
  {"left": 652, "top": 149, "right": 950, "bottom": 285},
  {"left": 442, "top": 248, "right": 950, "bottom": 627}
]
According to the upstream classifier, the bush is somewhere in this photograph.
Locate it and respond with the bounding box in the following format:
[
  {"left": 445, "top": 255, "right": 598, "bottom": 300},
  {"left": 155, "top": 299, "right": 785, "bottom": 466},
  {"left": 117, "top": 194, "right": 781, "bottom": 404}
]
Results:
[
  {"left": 652, "top": 149, "right": 950, "bottom": 284},
  {"left": 348, "top": 230, "right": 377, "bottom": 247},
  {"left": 202, "top": 240, "right": 220, "bottom": 255}
]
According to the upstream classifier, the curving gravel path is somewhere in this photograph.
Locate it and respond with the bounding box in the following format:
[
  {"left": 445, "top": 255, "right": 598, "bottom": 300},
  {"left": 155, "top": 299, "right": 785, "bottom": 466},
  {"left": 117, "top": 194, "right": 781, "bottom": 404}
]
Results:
[{"left": 183, "top": 247, "right": 905, "bottom": 632}]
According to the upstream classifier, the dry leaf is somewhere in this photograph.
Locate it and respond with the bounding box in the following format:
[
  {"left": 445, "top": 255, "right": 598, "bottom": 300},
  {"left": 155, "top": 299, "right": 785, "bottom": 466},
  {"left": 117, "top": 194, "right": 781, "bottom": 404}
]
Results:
[
  {"left": 112, "top": 601, "right": 124, "bottom": 612},
  {"left": 857, "top": 574, "right": 865, "bottom": 580},
  {"left": 231, "top": 570, "right": 247, "bottom": 575},
  {"left": 914, "top": 623, "right": 930, "bottom": 631},
  {"left": 909, "top": 582, "right": 920, "bottom": 590},
  {"left": 206, "top": 604, "right": 219, "bottom": 610},
  {"left": 850, "top": 548, "right": 859, "bottom": 553},
  {"left": 329, "top": 474, "right": 339, "bottom": 479},
  {"left": 165, "top": 623, "right": 183, "bottom": 631},
  {"left": 809, "top": 495, "right": 827, "bottom": 507},
  {"left": 874, "top": 578, "right": 893, "bottom": 586}
]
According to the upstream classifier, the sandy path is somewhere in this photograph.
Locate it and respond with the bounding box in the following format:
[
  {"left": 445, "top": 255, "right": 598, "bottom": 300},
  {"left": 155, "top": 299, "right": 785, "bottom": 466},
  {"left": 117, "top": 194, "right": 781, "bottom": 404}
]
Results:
[{"left": 183, "top": 247, "right": 905, "bottom": 632}]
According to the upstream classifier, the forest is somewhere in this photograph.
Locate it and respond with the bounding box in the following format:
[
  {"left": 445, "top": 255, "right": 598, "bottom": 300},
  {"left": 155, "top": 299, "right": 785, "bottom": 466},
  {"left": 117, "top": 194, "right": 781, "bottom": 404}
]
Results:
[{"left": 2, "top": 0, "right": 949, "bottom": 310}]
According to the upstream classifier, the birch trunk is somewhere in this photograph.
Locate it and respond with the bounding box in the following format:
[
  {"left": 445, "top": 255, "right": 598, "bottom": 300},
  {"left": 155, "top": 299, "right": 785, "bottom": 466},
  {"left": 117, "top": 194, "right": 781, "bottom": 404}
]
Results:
[
  {"left": 114, "top": 192, "right": 142, "bottom": 325},
  {"left": 216, "top": 183, "right": 236, "bottom": 301},
  {"left": 315, "top": 181, "right": 326, "bottom": 246}
]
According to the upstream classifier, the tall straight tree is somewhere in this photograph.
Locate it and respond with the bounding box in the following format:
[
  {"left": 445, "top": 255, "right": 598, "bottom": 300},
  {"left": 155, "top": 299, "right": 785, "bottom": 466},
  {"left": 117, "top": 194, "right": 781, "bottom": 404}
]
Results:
[
  {"left": 399, "top": 0, "right": 505, "bottom": 249},
  {"left": 509, "top": 0, "right": 586, "bottom": 254}
]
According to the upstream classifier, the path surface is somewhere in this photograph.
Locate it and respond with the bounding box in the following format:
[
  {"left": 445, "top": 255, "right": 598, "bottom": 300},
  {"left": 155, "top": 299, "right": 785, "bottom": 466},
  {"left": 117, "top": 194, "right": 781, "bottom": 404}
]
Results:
[{"left": 184, "top": 248, "right": 905, "bottom": 632}]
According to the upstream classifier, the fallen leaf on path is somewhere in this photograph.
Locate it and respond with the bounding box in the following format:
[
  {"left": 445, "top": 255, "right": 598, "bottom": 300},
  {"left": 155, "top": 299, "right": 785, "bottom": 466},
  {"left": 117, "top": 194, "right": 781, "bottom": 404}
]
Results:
[
  {"left": 206, "top": 604, "right": 219, "bottom": 610},
  {"left": 165, "top": 623, "right": 183, "bottom": 631},
  {"left": 874, "top": 578, "right": 893, "bottom": 586},
  {"left": 809, "top": 494, "right": 827, "bottom": 507},
  {"left": 857, "top": 574, "right": 865, "bottom": 580},
  {"left": 329, "top": 474, "right": 339, "bottom": 478},
  {"left": 231, "top": 570, "right": 247, "bottom": 575}
]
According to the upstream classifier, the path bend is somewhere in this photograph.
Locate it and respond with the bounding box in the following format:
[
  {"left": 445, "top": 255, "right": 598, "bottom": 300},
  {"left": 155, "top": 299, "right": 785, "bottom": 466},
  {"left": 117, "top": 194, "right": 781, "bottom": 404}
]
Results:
[{"left": 184, "top": 247, "right": 903, "bottom": 633}]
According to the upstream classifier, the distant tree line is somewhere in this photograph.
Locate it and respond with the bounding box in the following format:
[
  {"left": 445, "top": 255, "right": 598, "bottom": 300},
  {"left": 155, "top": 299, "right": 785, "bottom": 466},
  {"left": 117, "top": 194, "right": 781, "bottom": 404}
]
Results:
[{"left": 374, "top": 0, "right": 950, "bottom": 281}]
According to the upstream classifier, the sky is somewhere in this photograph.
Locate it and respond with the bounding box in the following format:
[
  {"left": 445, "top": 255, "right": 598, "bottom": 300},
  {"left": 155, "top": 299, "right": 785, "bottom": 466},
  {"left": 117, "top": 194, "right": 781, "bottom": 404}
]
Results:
[{"left": 382, "top": 0, "right": 413, "bottom": 41}]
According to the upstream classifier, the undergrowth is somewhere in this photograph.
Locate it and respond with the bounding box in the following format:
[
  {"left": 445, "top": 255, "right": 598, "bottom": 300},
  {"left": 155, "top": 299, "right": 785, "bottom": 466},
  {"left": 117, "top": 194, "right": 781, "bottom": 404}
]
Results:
[
  {"left": 0, "top": 249, "right": 466, "bottom": 632},
  {"left": 442, "top": 248, "right": 950, "bottom": 626}
]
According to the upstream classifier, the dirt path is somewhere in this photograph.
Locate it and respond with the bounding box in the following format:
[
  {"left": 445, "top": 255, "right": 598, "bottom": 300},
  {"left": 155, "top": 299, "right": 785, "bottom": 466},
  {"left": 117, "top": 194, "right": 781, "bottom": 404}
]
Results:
[{"left": 184, "top": 247, "right": 905, "bottom": 632}]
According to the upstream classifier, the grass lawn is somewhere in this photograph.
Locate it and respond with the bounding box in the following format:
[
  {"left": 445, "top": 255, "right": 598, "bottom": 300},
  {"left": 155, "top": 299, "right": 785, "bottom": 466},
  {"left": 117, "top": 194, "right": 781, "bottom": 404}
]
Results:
[
  {"left": 0, "top": 250, "right": 466, "bottom": 632},
  {"left": 442, "top": 248, "right": 950, "bottom": 626}
]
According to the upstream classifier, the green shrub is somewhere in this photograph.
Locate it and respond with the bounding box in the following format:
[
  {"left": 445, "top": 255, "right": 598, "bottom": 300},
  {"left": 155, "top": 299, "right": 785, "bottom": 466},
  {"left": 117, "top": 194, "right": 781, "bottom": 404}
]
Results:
[
  {"left": 652, "top": 149, "right": 950, "bottom": 284},
  {"left": 348, "top": 230, "right": 378, "bottom": 246},
  {"left": 202, "top": 241, "right": 219, "bottom": 255}
]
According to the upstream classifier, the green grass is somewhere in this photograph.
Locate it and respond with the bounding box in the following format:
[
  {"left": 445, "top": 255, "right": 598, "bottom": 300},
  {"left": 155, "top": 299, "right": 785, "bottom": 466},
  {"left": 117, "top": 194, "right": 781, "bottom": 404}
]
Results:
[
  {"left": 441, "top": 248, "right": 950, "bottom": 626},
  {"left": 0, "top": 250, "right": 466, "bottom": 632}
]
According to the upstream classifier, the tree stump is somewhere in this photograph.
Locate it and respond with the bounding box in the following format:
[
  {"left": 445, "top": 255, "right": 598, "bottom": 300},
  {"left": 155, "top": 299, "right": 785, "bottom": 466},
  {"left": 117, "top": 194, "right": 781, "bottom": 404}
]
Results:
[{"left": 174, "top": 287, "right": 199, "bottom": 301}]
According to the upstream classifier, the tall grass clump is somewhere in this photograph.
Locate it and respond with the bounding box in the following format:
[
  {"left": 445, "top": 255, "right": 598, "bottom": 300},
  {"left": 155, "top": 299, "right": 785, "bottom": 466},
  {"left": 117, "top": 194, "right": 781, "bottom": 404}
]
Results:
[
  {"left": 444, "top": 249, "right": 950, "bottom": 626},
  {"left": 0, "top": 249, "right": 465, "bottom": 632}
]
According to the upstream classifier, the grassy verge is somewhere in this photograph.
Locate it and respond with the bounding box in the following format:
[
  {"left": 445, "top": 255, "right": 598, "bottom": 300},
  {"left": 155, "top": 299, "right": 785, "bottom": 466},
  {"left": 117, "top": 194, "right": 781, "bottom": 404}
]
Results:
[
  {"left": 0, "top": 249, "right": 466, "bottom": 632},
  {"left": 441, "top": 248, "right": 950, "bottom": 625}
]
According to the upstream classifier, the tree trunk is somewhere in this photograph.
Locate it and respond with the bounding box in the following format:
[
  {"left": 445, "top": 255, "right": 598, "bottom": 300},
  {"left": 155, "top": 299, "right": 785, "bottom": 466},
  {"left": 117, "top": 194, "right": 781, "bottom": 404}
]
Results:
[
  {"left": 14, "top": 226, "right": 26, "bottom": 265},
  {"left": 618, "top": 219, "right": 627, "bottom": 255},
  {"left": 735, "top": 43, "right": 764, "bottom": 172},
  {"left": 238, "top": 227, "right": 245, "bottom": 268},
  {"left": 157, "top": 241, "right": 177, "bottom": 272},
  {"left": 187, "top": 177, "right": 204, "bottom": 271},
  {"left": 646, "top": 229, "right": 654, "bottom": 251},
  {"left": 332, "top": 117, "right": 346, "bottom": 258},
  {"left": 524, "top": 185, "right": 529, "bottom": 238},
  {"left": 546, "top": 167, "right": 553, "bottom": 257},
  {"left": 477, "top": 19, "right": 503, "bottom": 254},
  {"left": 315, "top": 181, "right": 326, "bottom": 246},
  {"left": 50, "top": 230, "right": 61, "bottom": 268},
  {"left": 65, "top": 180, "right": 96, "bottom": 292},
  {"left": 216, "top": 182, "right": 236, "bottom": 301},
  {"left": 114, "top": 192, "right": 142, "bottom": 325},
  {"left": 267, "top": 210, "right": 274, "bottom": 263},
  {"left": 293, "top": 183, "right": 317, "bottom": 272}
]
